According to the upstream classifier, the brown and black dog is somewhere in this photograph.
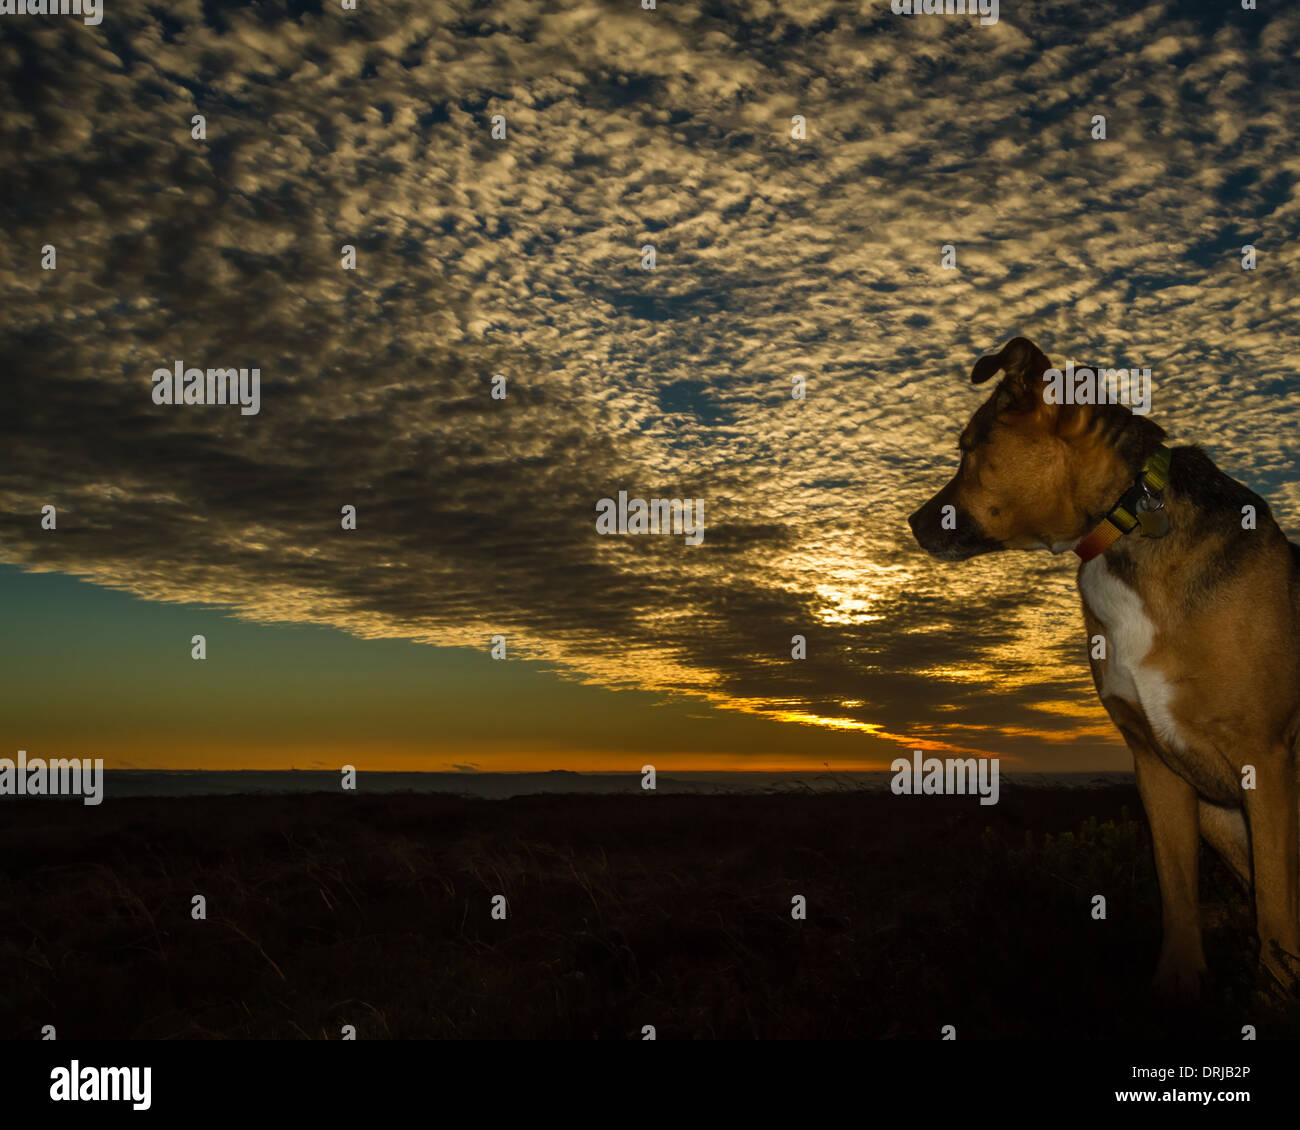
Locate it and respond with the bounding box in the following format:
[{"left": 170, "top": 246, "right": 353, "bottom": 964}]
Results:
[{"left": 908, "top": 336, "right": 1300, "bottom": 1000}]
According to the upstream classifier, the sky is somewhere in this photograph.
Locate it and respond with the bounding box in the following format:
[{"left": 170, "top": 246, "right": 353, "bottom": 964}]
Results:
[{"left": 1, "top": 0, "right": 1297, "bottom": 772}]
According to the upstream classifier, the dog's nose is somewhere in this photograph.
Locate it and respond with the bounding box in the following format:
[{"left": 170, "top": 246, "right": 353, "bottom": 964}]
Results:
[{"left": 908, "top": 504, "right": 936, "bottom": 546}]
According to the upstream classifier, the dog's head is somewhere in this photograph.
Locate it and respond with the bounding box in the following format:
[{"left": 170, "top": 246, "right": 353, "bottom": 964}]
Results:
[{"left": 907, "top": 336, "right": 1162, "bottom": 561}]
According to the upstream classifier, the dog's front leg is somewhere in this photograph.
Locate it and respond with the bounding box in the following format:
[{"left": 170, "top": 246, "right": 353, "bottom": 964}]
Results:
[
  {"left": 1241, "top": 746, "right": 1300, "bottom": 991},
  {"left": 1131, "top": 741, "right": 1207, "bottom": 1002}
]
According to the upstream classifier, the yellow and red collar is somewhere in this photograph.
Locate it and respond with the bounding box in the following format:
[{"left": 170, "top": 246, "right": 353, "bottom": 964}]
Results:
[{"left": 1074, "top": 446, "right": 1172, "bottom": 562}]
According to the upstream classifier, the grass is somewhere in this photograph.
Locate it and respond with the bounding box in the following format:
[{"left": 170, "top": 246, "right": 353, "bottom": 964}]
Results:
[{"left": 1, "top": 785, "right": 1296, "bottom": 1039}]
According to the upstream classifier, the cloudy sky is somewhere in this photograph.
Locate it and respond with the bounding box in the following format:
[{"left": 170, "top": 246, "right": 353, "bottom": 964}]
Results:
[{"left": 1, "top": 0, "right": 1297, "bottom": 772}]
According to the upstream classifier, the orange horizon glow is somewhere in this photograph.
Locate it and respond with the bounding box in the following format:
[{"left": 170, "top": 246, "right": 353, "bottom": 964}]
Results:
[{"left": 29, "top": 746, "right": 1040, "bottom": 774}]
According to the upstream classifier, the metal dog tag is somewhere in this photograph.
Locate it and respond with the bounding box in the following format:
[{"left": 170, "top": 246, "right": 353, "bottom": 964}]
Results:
[{"left": 1136, "top": 505, "right": 1169, "bottom": 538}]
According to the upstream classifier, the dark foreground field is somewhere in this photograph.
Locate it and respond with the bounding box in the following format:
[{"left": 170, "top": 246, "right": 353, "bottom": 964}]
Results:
[{"left": 2, "top": 786, "right": 1298, "bottom": 1039}]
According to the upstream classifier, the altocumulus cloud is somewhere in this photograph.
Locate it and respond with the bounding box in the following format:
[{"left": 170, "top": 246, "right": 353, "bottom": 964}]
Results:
[{"left": 1, "top": 0, "right": 1297, "bottom": 766}]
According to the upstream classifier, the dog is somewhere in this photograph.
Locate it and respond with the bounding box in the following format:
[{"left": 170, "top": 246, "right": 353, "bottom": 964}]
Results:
[{"left": 908, "top": 335, "right": 1300, "bottom": 1001}]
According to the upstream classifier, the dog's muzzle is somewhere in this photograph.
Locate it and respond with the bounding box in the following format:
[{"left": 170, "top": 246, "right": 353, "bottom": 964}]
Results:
[{"left": 908, "top": 494, "right": 1000, "bottom": 561}]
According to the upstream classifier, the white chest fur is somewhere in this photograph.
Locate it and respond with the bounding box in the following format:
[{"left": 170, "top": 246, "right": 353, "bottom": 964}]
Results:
[{"left": 1079, "top": 556, "right": 1187, "bottom": 752}]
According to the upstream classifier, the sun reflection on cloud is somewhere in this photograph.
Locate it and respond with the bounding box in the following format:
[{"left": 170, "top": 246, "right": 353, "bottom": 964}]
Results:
[{"left": 813, "top": 584, "right": 885, "bottom": 626}]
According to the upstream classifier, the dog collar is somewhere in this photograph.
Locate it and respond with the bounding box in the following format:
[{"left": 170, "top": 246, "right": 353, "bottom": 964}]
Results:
[{"left": 1074, "top": 446, "right": 1172, "bottom": 562}]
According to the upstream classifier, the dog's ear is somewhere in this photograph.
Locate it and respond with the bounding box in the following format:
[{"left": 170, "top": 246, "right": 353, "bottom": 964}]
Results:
[
  {"left": 970, "top": 337, "right": 1051, "bottom": 387},
  {"left": 970, "top": 337, "right": 1054, "bottom": 416},
  {"left": 970, "top": 352, "right": 1006, "bottom": 385}
]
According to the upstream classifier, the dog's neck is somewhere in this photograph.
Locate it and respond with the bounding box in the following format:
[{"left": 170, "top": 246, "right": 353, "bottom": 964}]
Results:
[{"left": 1073, "top": 444, "right": 1172, "bottom": 563}]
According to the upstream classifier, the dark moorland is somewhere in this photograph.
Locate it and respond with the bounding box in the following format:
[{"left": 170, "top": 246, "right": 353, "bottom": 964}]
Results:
[{"left": 2, "top": 786, "right": 1297, "bottom": 1039}]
